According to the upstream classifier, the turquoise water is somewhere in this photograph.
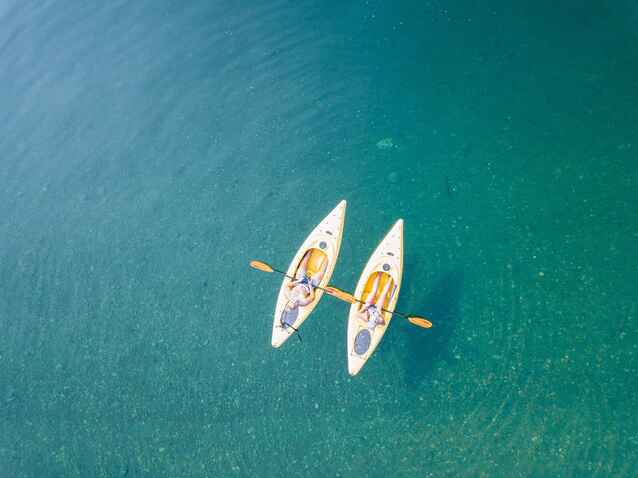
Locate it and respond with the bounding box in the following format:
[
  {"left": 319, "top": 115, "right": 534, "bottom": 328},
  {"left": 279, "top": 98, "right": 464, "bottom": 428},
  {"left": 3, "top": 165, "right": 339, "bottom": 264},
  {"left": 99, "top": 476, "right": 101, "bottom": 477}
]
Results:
[{"left": 2, "top": 1, "right": 637, "bottom": 476}]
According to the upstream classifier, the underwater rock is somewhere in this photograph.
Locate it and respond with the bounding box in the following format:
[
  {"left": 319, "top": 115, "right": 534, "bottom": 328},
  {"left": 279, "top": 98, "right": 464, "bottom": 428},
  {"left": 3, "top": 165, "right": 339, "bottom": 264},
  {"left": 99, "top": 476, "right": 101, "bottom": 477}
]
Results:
[{"left": 376, "top": 137, "right": 395, "bottom": 150}]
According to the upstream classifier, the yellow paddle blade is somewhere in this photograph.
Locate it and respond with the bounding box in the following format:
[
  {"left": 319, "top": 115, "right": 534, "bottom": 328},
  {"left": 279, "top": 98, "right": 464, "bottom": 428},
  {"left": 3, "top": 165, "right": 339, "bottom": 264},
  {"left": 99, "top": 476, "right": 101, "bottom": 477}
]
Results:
[
  {"left": 324, "top": 286, "right": 356, "bottom": 304},
  {"left": 249, "top": 260, "right": 274, "bottom": 273},
  {"left": 408, "top": 316, "right": 433, "bottom": 328}
]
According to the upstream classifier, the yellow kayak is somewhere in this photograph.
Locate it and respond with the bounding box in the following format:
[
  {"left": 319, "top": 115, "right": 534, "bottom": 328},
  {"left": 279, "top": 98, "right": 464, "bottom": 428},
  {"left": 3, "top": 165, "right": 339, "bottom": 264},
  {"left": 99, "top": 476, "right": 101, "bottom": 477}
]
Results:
[
  {"left": 272, "top": 200, "right": 347, "bottom": 348},
  {"left": 347, "top": 219, "right": 403, "bottom": 375}
]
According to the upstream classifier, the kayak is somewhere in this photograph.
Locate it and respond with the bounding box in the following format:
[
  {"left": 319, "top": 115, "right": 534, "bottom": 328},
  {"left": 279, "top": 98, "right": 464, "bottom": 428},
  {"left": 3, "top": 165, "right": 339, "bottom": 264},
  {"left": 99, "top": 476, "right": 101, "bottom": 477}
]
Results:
[
  {"left": 346, "top": 219, "right": 403, "bottom": 375},
  {"left": 272, "top": 200, "right": 347, "bottom": 348}
]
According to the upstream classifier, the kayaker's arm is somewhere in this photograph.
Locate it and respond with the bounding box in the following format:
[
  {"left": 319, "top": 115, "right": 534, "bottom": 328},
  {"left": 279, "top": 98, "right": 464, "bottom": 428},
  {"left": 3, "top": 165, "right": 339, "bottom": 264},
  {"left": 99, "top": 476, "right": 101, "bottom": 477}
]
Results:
[{"left": 296, "top": 290, "right": 315, "bottom": 307}]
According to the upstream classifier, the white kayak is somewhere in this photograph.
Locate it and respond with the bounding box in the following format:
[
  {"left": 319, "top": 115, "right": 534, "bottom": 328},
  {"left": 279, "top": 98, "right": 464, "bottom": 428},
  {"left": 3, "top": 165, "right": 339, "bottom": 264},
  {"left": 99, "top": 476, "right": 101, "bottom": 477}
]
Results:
[
  {"left": 272, "top": 200, "right": 347, "bottom": 348},
  {"left": 346, "top": 219, "right": 403, "bottom": 375}
]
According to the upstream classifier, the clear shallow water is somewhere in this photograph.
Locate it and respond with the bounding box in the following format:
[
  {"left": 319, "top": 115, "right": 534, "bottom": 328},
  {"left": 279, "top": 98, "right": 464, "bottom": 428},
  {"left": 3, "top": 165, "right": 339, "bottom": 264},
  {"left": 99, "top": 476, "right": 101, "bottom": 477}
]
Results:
[{"left": 1, "top": 1, "right": 637, "bottom": 476}]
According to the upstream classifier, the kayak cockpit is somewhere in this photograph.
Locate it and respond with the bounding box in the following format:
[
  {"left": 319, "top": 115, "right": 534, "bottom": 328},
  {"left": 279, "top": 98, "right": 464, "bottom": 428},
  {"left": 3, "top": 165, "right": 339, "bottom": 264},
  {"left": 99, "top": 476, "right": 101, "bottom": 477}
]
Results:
[
  {"left": 357, "top": 271, "right": 395, "bottom": 313},
  {"left": 291, "top": 247, "right": 328, "bottom": 284}
]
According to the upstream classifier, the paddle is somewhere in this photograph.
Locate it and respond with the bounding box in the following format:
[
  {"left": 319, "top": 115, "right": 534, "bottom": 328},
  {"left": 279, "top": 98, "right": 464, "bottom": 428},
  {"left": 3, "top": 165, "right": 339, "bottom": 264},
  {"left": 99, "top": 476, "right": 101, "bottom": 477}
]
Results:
[
  {"left": 324, "top": 285, "right": 432, "bottom": 329},
  {"left": 250, "top": 260, "right": 433, "bottom": 329},
  {"left": 251, "top": 260, "right": 313, "bottom": 341},
  {"left": 250, "top": 260, "right": 333, "bottom": 294},
  {"left": 249, "top": 260, "right": 295, "bottom": 280}
]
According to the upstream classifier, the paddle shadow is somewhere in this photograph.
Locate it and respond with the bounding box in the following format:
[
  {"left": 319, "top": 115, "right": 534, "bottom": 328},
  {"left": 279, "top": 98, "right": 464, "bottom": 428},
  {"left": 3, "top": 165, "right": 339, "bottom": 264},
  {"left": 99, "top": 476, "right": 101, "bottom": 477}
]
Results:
[{"left": 399, "top": 268, "right": 464, "bottom": 388}]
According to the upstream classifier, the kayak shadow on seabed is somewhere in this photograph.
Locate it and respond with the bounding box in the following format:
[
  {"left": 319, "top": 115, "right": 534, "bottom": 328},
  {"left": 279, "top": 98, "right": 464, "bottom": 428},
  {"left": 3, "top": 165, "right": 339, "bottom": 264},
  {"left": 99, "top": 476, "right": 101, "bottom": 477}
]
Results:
[{"left": 400, "top": 269, "right": 464, "bottom": 388}]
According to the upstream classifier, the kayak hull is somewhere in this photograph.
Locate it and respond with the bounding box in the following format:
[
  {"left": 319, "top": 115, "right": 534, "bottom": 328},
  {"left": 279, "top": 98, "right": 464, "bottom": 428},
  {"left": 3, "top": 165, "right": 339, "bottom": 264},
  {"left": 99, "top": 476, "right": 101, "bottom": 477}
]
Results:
[
  {"left": 347, "top": 219, "right": 403, "bottom": 375},
  {"left": 272, "top": 200, "right": 347, "bottom": 348}
]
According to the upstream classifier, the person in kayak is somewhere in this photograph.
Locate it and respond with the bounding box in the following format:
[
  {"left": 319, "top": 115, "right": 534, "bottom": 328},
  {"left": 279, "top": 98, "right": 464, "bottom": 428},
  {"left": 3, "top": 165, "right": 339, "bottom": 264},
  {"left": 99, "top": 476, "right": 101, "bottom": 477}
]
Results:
[
  {"left": 284, "top": 250, "right": 327, "bottom": 311},
  {"left": 356, "top": 272, "right": 394, "bottom": 330}
]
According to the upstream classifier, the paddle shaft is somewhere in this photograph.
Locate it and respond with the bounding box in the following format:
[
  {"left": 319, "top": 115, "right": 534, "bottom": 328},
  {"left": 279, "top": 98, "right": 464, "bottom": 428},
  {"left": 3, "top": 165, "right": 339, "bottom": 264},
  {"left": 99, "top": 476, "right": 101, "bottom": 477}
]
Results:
[
  {"left": 270, "top": 266, "right": 404, "bottom": 317},
  {"left": 255, "top": 261, "right": 423, "bottom": 324},
  {"left": 342, "top": 291, "right": 406, "bottom": 319}
]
